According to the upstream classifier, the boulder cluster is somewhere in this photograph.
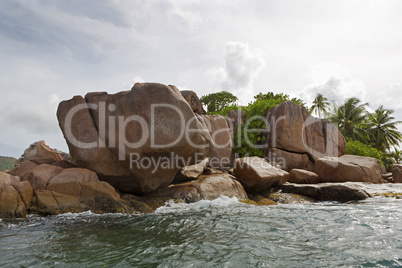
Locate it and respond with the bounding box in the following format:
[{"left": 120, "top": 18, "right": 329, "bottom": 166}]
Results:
[{"left": 1, "top": 82, "right": 398, "bottom": 218}]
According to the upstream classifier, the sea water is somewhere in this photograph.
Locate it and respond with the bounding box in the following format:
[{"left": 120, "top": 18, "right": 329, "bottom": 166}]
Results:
[{"left": 1, "top": 191, "right": 402, "bottom": 267}]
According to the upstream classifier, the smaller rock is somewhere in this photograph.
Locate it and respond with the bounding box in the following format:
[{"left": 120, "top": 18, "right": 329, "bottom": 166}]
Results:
[
  {"left": 315, "top": 155, "right": 383, "bottom": 183},
  {"left": 180, "top": 90, "right": 206, "bottom": 115},
  {"left": 25, "top": 164, "right": 64, "bottom": 190},
  {"left": 267, "top": 192, "right": 315, "bottom": 204},
  {"left": 173, "top": 158, "right": 209, "bottom": 183},
  {"left": 12, "top": 181, "right": 33, "bottom": 207},
  {"left": 233, "top": 157, "right": 289, "bottom": 193},
  {"left": 0, "top": 172, "right": 30, "bottom": 218},
  {"left": 9, "top": 160, "right": 38, "bottom": 179},
  {"left": 280, "top": 183, "right": 371, "bottom": 203},
  {"left": 149, "top": 174, "right": 248, "bottom": 203},
  {"left": 249, "top": 194, "right": 278, "bottom": 206},
  {"left": 15, "top": 141, "right": 63, "bottom": 165},
  {"left": 289, "top": 169, "right": 320, "bottom": 184},
  {"left": 391, "top": 165, "right": 402, "bottom": 183}
]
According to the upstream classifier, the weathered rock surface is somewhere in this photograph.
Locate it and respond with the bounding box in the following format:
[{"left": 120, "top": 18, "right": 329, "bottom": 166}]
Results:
[
  {"left": 280, "top": 183, "right": 371, "bottom": 203},
  {"left": 391, "top": 165, "right": 402, "bottom": 183},
  {"left": 267, "top": 148, "right": 314, "bottom": 171},
  {"left": 233, "top": 157, "right": 289, "bottom": 193},
  {"left": 314, "top": 155, "right": 383, "bottom": 183},
  {"left": 9, "top": 160, "right": 38, "bottom": 179},
  {"left": 288, "top": 169, "right": 320, "bottom": 184},
  {"left": 173, "top": 158, "right": 209, "bottom": 183},
  {"left": 180, "top": 89, "right": 206, "bottom": 115},
  {"left": 0, "top": 172, "right": 33, "bottom": 218},
  {"left": 197, "top": 114, "right": 232, "bottom": 168},
  {"left": 29, "top": 167, "right": 129, "bottom": 215},
  {"left": 265, "top": 101, "right": 345, "bottom": 169},
  {"left": 15, "top": 140, "right": 63, "bottom": 165},
  {"left": 226, "top": 110, "right": 245, "bottom": 138},
  {"left": 57, "top": 83, "right": 212, "bottom": 194},
  {"left": 25, "top": 164, "right": 64, "bottom": 190},
  {"left": 149, "top": 174, "right": 248, "bottom": 203}
]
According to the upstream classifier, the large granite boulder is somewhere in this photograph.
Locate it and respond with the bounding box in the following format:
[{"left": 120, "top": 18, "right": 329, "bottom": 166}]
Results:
[
  {"left": 265, "top": 101, "right": 345, "bottom": 170},
  {"left": 280, "top": 183, "right": 370, "bottom": 203},
  {"left": 391, "top": 165, "right": 402, "bottom": 183},
  {"left": 149, "top": 173, "right": 248, "bottom": 203},
  {"left": 288, "top": 169, "right": 320, "bottom": 184},
  {"left": 57, "top": 83, "right": 212, "bottom": 194},
  {"left": 15, "top": 140, "right": 63, "bottom": 165},
  {"left": 197, "top": 114, "right": 232, "bottom": 168},
  {"left": 180, "top": 89, "right": 206, "bottom": 115},
  {"left": 314, "top": 155, "right": 383, "bottom": 183},
  {"left": 233, "top": 157, "right": 289, "bottom": 193},
  {"left": 0, "top": 172, "right": 33, "bottom": 218}
]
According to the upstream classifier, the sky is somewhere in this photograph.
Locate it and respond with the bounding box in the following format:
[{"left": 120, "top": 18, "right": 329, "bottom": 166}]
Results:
[{"left": 0, "top": 0, "right": 402, "bottom": 157}]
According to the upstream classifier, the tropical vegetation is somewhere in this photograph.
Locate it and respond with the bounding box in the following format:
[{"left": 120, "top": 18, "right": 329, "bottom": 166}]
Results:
[{"left": 202, "top": 90, "right": 402, "bottom": 170}]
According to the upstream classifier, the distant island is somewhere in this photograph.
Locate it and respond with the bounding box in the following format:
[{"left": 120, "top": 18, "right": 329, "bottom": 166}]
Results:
[{"left": 0, "top": 156, "right": 16, "bottom": 171}]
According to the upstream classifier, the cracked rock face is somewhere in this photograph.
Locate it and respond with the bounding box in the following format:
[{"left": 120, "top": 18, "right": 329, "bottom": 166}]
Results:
[
  {"left": 265, "top": 101, "right": 345, "bottom": 171},
  {"left": 57, "top": 83, "right": 212, "bottom": 194}
]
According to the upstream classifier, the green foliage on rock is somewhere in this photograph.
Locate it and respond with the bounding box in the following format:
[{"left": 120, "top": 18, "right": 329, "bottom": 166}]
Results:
[
  {"left": 0, "top": 156, "right": 16, "bottom": 171},
  {"left": 345, "top": 139, "right": 383, "bottom": 165},
  {"left": 200, "top": 91, "right": 238, "bottom": 113},
  {"left": 217, "top": 92, "right": 305, "bottom": 157}
]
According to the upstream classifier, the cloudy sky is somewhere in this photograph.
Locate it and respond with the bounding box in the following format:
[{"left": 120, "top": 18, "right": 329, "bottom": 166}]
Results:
[{"left": 1, "top": 0, "right": 402, "bottom": 157}]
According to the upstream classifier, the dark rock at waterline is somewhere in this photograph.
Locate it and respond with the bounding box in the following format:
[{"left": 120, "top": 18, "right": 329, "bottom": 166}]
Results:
[
  {"left": 57, "top": 83, "right": 213, "bottom": 194},
  {"left": 280, "top": 183, "right": 371, "bottom": 203}
]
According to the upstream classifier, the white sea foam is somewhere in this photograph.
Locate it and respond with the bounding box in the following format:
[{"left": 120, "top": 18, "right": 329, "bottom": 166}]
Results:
[
  {"left": 154, "top": 195, "right": 241, "bottom": 214},
  {"left": 343, "top": 182, "right": 402, "bottom": 194}
]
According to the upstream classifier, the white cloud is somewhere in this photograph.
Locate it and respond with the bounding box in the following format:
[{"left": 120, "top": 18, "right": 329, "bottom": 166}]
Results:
[
  {"left": 208, "top": 41, "right": 265, "bottom": 103},
  {"left": 298, "top": 62, "right": 367, "bottom": 107}
]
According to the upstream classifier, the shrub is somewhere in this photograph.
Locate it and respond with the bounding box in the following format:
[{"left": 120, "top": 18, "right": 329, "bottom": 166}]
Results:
[{"left": 345, "top": 139, "right": 383, "bottom": 165}]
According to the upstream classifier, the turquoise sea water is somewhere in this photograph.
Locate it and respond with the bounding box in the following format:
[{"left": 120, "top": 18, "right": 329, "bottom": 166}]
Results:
[{"left": 1, "top": 195, "right": 402, "bottom": 267}]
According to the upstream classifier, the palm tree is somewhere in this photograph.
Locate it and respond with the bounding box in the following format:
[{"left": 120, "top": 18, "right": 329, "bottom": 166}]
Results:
[
  {"left": 310, "top": 93, "right": 330, "bottom": 118},
  {"left": 329, "top": 97, "right": 369, "bottom": 142},
  {"left": 389, "top": 148, "right": 402, "bottom": 164},
  {"left": 366, "top": 106, "right": 402, "bottom": 151}
]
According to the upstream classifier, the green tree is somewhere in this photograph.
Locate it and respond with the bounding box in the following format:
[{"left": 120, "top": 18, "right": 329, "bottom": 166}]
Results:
[
  {"left": 329, "top": 97, "right": 369, "bottom": 142},
  {"left": 200, "top": 91, "right": 238, "bottom": 113},
  {"left": 310, "top": 93, "right": 330, "bottom": 118},
  {"left": 254, "top": 92, "right": 305, "bottom": 106},
  {"left": 389, "top": 148, "right": 402, "bottom": 164},
  {"left": 366, "top": 105, "right": 402, "bottom": 152}
]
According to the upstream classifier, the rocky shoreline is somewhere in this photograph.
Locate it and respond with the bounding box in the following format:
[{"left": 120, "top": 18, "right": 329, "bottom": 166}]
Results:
[{"left": 1, "top": 82, "right": 401, "bottom": 218}]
